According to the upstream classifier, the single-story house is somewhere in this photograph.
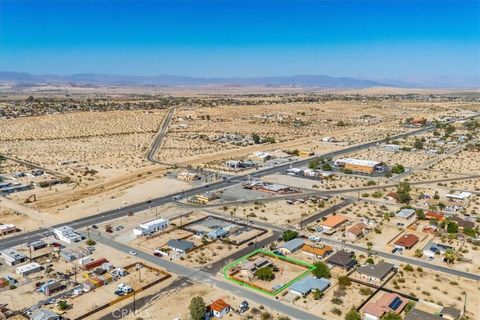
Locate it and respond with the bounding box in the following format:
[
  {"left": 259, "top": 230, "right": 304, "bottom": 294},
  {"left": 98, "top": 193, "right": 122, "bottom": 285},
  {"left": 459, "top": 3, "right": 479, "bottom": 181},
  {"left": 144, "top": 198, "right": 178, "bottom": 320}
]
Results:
[
  {"left": 356, "top": 261, "right": 395, "bottom": 283},
  {"left": 207, "top": 228, "right": 229, "bottom": 240},
  {"left": 288, "top": 276, "right": 330, "bottom": 297},
  {"left": 446, "top": 191, "right": 471, "bottom": 201},
  {"left": 450, "top": 217, "right": 475, "bottom": 230},
  {"left": 425, "top": 211, "right": 445, "bottom": 222},
  {"left": 422, "top": 241, "right": 454, "bottom": 259},
  {"left": 394, "top": 234, "right": 419, "bottom": 249},
  {"left": 278, "top": 238, "right": 304, "bottom": 255},
  {"left": 167, "top": 239, "right": 194, "bottom": 255},
  {"left": 326, "top": 251, "right": 356, "bottom": 270},
  {"left": 422, "top": 225, "right": 438, "bottom": 234},
  {"left": 440, "top": 306, "right": 461, "bottom": 320},
  {"left": 207, "top": 299, "right": 231, "bottom": 318},
  {"left": 239, "top": 257, "right": 272, "bottom": 279},
  {"left": 404, "top": 308, "right": 442, "bottom": 320},
  {"left": 31, "top": 308, "right": 60, "bottom": 320},
  {"left": 363, "top": 293, "right": 408, "bottom": 320},
  {"left": 346, "top": 223, "right": 370, "bottom": 241},
  {"left": 302, "top": 245, "right": 333, "bottom": 259},
  {"left": 320, "top": 215, "right": 348, "bottom": 230},
  {"left": 395, "top": 208, "right": 416, "bottom": 219}
]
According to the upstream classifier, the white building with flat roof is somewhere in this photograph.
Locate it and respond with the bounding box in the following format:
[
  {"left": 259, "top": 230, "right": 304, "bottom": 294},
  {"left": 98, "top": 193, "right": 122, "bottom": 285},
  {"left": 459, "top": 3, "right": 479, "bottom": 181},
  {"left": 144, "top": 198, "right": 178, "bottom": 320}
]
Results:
[
  {"left": 0, "top": 223, "right": 17, "bottom": 235},
  {"left": 16, "top": 262, "right": 42, "bottom": 277},
  {"left": 53, "top": 226, "right": 82, "bottom": 244},
  {"left": 446, "top": 191, "right": 471, "bottom": 201},
  {"left": 133, "top": 218, "right": 169, "bottom": 236}
]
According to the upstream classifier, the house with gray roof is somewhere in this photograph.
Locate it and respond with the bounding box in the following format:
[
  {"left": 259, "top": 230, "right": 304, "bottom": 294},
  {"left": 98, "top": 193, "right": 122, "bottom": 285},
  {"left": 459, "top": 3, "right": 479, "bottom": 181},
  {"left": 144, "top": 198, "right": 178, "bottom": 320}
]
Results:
[
  {"left": 278, "top": 238, "right": 304, "bottom": 255},
  {"left": 289, "top": 276, "right": 330, "bottom": 297},
  {"left": 207, "top": 228, "right": 229, "bottom": 240},
  {"left": 357, "top": 261, "right": 395, "bottom": 283},
  {"left": 395, "top": 208, "right": 416, "bottom": 219},
  {"left": 405, "top": 308, "right": 442, "bottom": 320},
  {"left": 167, "top": 239, "right": 194, "bottom": 255},
  {"left": 440, "top": 306, "right": 461, "bottom": 320},
  {"left": 326, "top": 251, "right": 356, "bottom": 270},
  {"left": 31, "top": 309, "right": 60, "bottom": 320}
]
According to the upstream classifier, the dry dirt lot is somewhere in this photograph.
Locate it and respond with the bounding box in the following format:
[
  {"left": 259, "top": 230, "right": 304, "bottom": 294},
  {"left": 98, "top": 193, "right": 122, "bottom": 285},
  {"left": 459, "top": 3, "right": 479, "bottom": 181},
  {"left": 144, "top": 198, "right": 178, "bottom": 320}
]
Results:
[
  {"left": 432, "top": 150, "right": 480, "bottom": 174},
  {"left": 0, "top": 110, "right": 167, "bottom": 180},
  {"left": 385, "top": 265, "right": 480, "bottom": 319},
  {"left": 212, "top": 196, "right": 340, "bottom": 227},
  {"left": 158, "top": 100, "right": 454, "bottom": 164},
  {"left": 104, "top": 282, "right": 285, "bottom": 320}
]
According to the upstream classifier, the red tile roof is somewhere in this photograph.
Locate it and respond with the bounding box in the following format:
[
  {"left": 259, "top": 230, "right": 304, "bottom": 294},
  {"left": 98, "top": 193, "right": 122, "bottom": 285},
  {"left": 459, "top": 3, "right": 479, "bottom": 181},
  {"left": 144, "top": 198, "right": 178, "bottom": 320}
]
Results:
[
  {"left": 425, "top": 211, "right": 445, "bottom": 221},
  {"left": 394, "top": 234, "right": 419, "bottom": 248},
  {"left": 209, "top": 299, "right": 230, "bottom": 312}
]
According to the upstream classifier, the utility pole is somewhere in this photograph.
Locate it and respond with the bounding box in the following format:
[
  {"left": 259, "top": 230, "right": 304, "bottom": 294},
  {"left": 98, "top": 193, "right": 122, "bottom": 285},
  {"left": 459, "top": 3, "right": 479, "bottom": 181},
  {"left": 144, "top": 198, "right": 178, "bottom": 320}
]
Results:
[{"left": 133, "top": 290, "right": 136, "bottom": 314}]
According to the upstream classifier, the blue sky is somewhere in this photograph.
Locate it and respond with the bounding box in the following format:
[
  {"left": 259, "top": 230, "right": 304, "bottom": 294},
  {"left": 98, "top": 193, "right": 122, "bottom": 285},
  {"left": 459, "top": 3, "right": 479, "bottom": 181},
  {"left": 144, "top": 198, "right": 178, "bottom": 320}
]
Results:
[{"left": 0, "top": 0, "right": 478, "bottom": 80}]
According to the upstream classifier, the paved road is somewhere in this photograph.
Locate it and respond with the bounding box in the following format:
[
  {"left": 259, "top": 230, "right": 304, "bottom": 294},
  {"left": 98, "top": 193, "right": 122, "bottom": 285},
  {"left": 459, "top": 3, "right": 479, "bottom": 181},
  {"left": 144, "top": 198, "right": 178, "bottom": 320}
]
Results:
[
  {"left": 318, "top": 237, "right": 480, "bottom": 281},
  {"left": 146, "top": 106, "right": 176, "bottom": 164},
  {"left": 0, "top": 124, "right": 439, "bottom": 250},
  {"left": 178, "top": 173, "right": 480, "bottom": 210},
  {"left": 200, "top": 204, "right": 480, "bottom": 282},
  {"left": 92, "top": 233, "right": 325, "bottom": 320}
]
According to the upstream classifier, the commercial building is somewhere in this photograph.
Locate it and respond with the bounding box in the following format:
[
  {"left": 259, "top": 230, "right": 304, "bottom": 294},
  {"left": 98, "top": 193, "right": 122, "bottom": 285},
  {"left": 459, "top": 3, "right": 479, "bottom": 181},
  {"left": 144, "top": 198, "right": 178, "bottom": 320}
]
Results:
[
  {"left": 28, "top": 240, "right": 47, "bottom": 251},
  {"left": 1, "top": 248, "right": 27, "bottom": 266},
  {"left": 133, "top": 217, "right": 169, "bottom": 237},
  {"left": 16, "top": 262, "right": 42, "bottom": 276},
  {"left": 177, "top": 171, "right": 201, "bottom": 181},
  {"left": 53, "top": 226, "right": 82, "bottom": 244},
  {"left": 79, "top": 257, "right": 108, "bottom": 270},
  {"left": 334, "top": 158, "right": 382, "bottom": 174},
  {"left": 0, "top": 223, "right": 17, "bottom": 235},
  {"left": 249, "top": 152, "right": 272, "bottom": 162}
]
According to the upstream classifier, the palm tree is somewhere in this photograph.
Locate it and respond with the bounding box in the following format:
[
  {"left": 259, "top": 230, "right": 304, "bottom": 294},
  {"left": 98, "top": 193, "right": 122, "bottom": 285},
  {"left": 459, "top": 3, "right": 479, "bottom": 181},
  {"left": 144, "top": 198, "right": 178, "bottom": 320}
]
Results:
[{"left": 444, "top": 249, "right": 456, "bottom": 264}]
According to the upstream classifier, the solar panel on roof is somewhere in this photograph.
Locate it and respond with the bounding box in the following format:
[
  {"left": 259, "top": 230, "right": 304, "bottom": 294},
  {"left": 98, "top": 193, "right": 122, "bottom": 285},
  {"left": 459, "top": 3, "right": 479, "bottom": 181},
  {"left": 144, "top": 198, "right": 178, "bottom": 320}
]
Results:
[{"left": 388, "top": 297, "right": 402, "bottom": 311}]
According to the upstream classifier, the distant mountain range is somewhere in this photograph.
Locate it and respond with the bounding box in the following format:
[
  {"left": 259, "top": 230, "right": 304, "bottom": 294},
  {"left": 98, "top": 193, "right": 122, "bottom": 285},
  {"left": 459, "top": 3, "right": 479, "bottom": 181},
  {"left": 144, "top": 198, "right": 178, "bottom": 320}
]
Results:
[{"left": 0, "top": 71, "right": 478, "bottom": 88}]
